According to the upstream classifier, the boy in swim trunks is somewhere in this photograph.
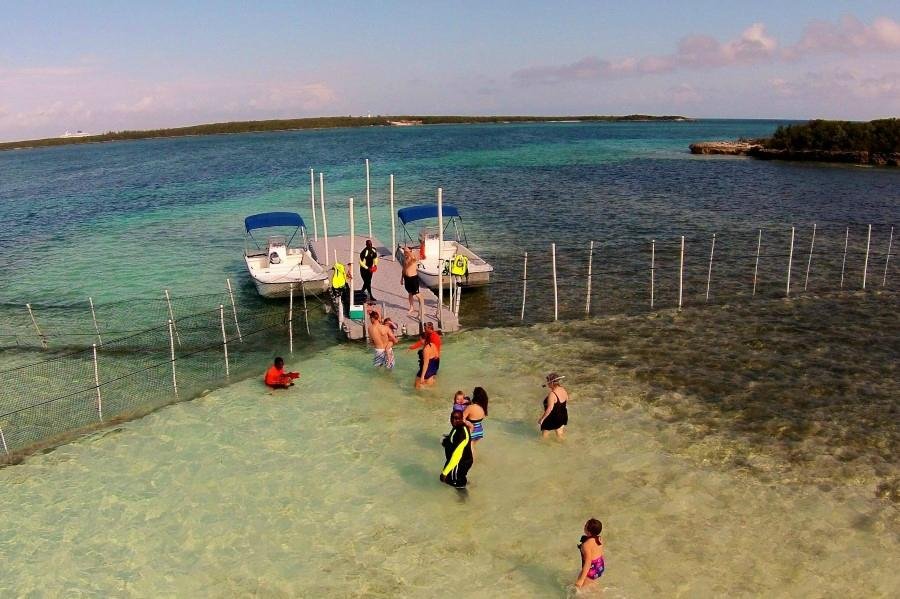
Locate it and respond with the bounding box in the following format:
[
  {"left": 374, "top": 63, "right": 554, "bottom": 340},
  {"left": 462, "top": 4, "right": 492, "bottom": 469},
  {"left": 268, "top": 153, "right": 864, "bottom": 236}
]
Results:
[{"left": 368, "top": 311, "right": 396, "bottom": 369}]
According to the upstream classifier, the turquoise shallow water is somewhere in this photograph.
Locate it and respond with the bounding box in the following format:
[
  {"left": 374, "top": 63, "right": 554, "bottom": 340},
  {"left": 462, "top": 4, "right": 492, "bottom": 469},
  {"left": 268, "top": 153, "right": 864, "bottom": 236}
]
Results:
[{"left": 0, "top": 121, "right": 898, "bottom": 596}]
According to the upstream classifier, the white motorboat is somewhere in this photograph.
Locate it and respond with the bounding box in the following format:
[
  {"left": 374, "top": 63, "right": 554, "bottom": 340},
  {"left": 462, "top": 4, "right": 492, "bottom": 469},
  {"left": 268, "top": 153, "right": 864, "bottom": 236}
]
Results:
[
  {"left": 243, "top": 212, "right": 329, "bottom": 298},
  {"left": 395, "top": 204, "right": 493, "bottom": 288}
]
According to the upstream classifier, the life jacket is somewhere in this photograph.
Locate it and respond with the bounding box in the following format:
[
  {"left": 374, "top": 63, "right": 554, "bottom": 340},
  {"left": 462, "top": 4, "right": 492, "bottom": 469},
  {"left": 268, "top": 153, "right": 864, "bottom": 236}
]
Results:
[
  {"left": 450, "top": 254, "right": 469, "bottom": 276},
  {"left": 331, "top": 262, "right": 347, "bottom": 288}
]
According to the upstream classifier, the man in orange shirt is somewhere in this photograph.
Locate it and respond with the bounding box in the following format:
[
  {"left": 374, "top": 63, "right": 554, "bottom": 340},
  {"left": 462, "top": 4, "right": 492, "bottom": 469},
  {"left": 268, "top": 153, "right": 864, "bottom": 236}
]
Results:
[
  {"left": 264, "top": 357, "right": 299, "bottom": 389},
  {"left": 408, "top": 321, "right": 441, "bottom": 355}
]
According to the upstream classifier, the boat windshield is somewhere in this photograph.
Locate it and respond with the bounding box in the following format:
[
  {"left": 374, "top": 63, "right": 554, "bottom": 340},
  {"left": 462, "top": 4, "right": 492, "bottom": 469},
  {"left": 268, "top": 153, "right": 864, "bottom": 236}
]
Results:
[{"left": 267, "top": 235, "right": 287, "bottom": 247}]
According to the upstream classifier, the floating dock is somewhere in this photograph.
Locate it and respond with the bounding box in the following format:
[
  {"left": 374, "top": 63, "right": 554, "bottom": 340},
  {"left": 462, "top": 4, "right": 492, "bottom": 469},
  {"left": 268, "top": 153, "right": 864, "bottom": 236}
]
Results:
[{"left": 310, "top": 235, "right": 459, "bottom": 340}]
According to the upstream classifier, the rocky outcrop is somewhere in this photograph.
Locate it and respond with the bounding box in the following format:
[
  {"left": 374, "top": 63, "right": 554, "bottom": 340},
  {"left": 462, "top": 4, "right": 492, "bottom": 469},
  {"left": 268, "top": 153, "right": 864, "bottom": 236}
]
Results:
[
  {"left": 689, "top": 140, "right": 762, "bottom": 156},
  {"left": 690, "top": 140, "right": 900, "bottom": 166}
]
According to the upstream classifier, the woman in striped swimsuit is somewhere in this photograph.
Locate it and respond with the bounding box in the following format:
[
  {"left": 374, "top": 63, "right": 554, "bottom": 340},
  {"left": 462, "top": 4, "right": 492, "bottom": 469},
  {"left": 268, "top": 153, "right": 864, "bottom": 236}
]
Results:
[{"left": 462, "top": 387, "right": 488, "bottom": 459}]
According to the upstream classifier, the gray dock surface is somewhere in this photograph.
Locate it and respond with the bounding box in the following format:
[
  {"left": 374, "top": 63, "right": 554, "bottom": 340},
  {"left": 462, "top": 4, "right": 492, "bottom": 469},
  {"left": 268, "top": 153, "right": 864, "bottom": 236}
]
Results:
[{"left": 310, "top": 235, "right": 459, "bottom": 340}]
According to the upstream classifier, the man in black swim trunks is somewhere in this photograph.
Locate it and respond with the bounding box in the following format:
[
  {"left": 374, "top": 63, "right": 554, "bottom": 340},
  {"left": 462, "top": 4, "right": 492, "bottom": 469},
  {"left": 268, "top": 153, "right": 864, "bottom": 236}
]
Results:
[{"left": 401, "top": 245, "right": 421, "bottom": 318}]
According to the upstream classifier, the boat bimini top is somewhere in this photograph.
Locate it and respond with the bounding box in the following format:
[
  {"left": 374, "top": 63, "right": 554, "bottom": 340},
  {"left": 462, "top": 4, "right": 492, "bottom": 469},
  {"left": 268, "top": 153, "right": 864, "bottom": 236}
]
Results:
[
  {"left": 397, "top": 204, "right": 469, "bottom": 246},
  {"left": 245, "top": 211, "right": 306, "bottom": 246}
]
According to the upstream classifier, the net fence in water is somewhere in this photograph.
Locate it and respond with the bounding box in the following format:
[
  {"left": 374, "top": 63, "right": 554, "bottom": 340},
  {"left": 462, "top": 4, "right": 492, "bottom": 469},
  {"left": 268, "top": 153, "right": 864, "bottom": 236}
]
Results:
[{"left": 0, "top": 222, "right": 895, "bottom": 462}]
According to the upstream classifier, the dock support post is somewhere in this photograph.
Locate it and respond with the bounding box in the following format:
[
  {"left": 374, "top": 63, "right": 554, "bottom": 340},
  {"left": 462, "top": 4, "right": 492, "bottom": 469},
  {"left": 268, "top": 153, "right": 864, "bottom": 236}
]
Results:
[
  {"left": 25, "top": 303, "right": 47, "bottom": 350},
  {"left": 650, "top": 240, "right": 655, "bottom": 309},
  {"left": 226, "top": 278, "right": 243, "bottom": 342},
  {"left": 89, "top": 296, "right": 102, "bottom": 346},
  {"left": 521, "top": 252, "right": 528, "bottom": 321},
  {"left": 310, "top": 168, "right": 319, "bottom": 241},
  {"left": 786, "top": 227, "right": 795, "bottom": 297},
  {"left": 706, "top": 233, "right": 716, "bottom": 302},
  {"left": 168, "top": 319, "right": 178, "bottom": 397},
  {"left": 840, "top": 227, "right": 849, "bottom": 289},
  {"left": 365, "top": 159, "right": 373, "bottom": 240},
  {"left": 300, "top": 278, "right": 310, "bottom": 335},
  {"left": 219, "top": 305, "right": 229, "bottom": 376},
  {"left": 752, "top": 229, "right": 761, "bottom": 296},
  {"left": 419, "top": 295, "right": 426, "bottom": 333},
  {"left": 337, "top": 296, "right": 344, "bottom": 331},
  {"left": 389, "top": 174, "right": 397, "bottom": 259},
  {"left": 585, "top": 240, "right": 594, "bottom": 315},
  {"left": 164, "top": 289, "right": 181, "bottom": 346},
  {"left": 92, "top": 343, "right": 103, "bottom": 422},
  {"left": 0, "top": 425, "right": 8, "bottom": 458},
  {"left": 320, "top": 172, "right": 329, "bottom": 265},
  {"left": 288, "top": 284, "right": 294, "bottom": 355},
  {"left": 454, "top": 278, "right": 462, "bottom": 317},
  {"left": 552, "top": 242, "right": 558, "bottom": 321},
  {"left": 862, "top": 224, "right": 872, "bottom": 289},
  {"left": 883, "top": 226, "right": 894, "bottom": 287},
  {"left": 804, "top": 223, "right": 816, "bottom": 291},
  {"left": 437, "top": 187, "right": 445, "bottom": 330},
  {"left": 678, "top": 236, "right": 685, "bottom": 310}
]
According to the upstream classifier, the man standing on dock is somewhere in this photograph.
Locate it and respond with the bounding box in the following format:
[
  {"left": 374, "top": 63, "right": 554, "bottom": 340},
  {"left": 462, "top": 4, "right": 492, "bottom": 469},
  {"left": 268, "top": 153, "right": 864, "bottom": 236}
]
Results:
[
  {"left": 359, "top": 239, "right": 379, "bottom": 301},
  {"left": 401, "top": 246, "right": 421, "bottom": 318}
]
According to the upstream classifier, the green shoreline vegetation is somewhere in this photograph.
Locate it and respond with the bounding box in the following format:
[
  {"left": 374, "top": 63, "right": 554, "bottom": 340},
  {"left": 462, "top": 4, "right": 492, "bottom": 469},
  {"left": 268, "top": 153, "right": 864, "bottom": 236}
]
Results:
[{"left": 0, "top": 114, "right": 690, "bottom": 151}]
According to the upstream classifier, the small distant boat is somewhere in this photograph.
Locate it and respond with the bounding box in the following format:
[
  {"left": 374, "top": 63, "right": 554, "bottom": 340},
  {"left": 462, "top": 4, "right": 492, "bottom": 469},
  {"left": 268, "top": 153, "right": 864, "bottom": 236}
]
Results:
[
  {"left": 243, "top": 212, "right": 329, "bottom": 298},
  {"left": 388, "top": 120, "right": 423, "bottom": 126},
  {"left": 395, "top": 204, "right": 493, "bottom": 288}
]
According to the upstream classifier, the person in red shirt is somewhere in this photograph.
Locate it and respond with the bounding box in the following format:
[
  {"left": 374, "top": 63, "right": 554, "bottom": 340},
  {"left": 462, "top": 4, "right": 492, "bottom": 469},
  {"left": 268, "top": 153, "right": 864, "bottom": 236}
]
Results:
[
  {"left": 408, "top": 321, "right": 441, "bottom": 355},
  {"left": 264, "top": 357, "right": 299, "bottom": 389}
]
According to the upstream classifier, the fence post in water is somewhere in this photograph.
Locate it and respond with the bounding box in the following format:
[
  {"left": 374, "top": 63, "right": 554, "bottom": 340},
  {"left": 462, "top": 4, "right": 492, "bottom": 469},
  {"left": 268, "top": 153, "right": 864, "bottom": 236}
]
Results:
[
  {"left": 418, "top": 294, "right": 426, "bottom": 333},
  {"left": 678, "top": 236, "right": 685, "bottom": 310},
  {"left": 752, "top": 229, "right": 762, "bottom": 297},
  {"left": 551, "top": 243, "right": 559, "bottom": 321},
  {"left": 310, "top": 168, "right": 319, "bottom": 241},
  {"left": 705, "top": 233, "right": 716, "bottom": 302},
  {"left": 883, "top": 226, "right": 894, "bottom": 287},
  {"left": 168, "top": 319, "right": 178, "bottom": 397},
  {"left": 585, "top": 240, "right": 594, "bottom": 315},
  {"left": 288, "top": 284, "right": 294, "bottom": 355},
  {"left": 226, "top": 278, "right": 243, "bottom": 343},
  {"left": 25, "top": 303, "right": 47, "bottom": 350},
  {"left": 389, "top": 174, "right": 396, "bottom": 259},
  {"left": 650, "top": 240, "right": 655, "bottom": 309},
  {"left": 164, "top": 289, "right": 181, "bottom": 346},
  {"left": 300, "top": 278, "right": 310, "bottom": 335},
  {"left": 320, "top": 172, "right": 329, "bottom": 265},
  {"left": 786, "top": 227, "right": 795, "bottom": 297},
  {"left": 862, "top": 224, "right": 872, "bottom": 289},
  {"left": 219, "top": 305, "right": 229, "bottom": 377},
  {"left": 840, "top": 227, "right": 849, "bottom": 289},
  {"left": 92, "top": 343, "right": 103, "bottom": 422},
  {"left": 521, "top": 252, "right": 528, "bottom": 321},
  {"left": 89, "top": 297, "right": 103, "bottom": 346},
  {"left": 437, "top": 188, "right": 445, "bottom": 330},
  {"left": 804, "top": 223, "right": 816, "bottom": 291},
  {"left": 365, "top": 159, "right": 373, "bottom": 240},
  {"left": 0, "top": 424, "right": 9, "bottom": 459}
]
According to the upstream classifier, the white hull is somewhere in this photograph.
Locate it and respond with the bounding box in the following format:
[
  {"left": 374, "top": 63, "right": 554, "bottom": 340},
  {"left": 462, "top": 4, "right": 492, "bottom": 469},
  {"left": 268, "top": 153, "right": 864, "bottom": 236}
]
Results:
[
  {"left": 417, "top": 265, "right": 492, "bottom": 288},
  {"left": 251, "top": 276, "right": 329, "bottom": 298},
  {"left": 244, "top": 246, "right": 330, "bottom": 298},
  {"left": 396, "top": 241, "right": 493, "bottom": 289}
]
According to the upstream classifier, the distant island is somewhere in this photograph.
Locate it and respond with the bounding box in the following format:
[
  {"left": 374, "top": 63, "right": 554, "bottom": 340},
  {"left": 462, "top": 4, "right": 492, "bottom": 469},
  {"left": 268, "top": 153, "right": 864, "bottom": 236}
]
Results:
[
  {"left": 691, "top": 118, "right": 900, "bottom": 166},
  {"left": 0, "top": 114, "right": 690, "bottom": 151}
]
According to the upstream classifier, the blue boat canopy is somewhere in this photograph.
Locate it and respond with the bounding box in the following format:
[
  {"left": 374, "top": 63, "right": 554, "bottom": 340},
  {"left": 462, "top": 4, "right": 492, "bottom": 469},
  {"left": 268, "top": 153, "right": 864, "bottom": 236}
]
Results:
[
  {"left": 245, "top": 212, "right": 305, "bottom": 232},
  {"left": 397, "top": 204, "right": 461, "bottom": 225}
]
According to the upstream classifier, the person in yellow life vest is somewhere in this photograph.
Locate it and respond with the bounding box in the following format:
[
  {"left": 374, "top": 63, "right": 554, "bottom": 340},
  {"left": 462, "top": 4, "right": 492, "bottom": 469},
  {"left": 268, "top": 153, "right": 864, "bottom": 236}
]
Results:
[
  {"left": 331, "top": 261, "right": 352, "bottom": 307},
  {"left": 450, "top": 253, "right": 469, "bottom": 277},
  {"left": 359, "top": 239, "right": 379, "bottom": 300}
]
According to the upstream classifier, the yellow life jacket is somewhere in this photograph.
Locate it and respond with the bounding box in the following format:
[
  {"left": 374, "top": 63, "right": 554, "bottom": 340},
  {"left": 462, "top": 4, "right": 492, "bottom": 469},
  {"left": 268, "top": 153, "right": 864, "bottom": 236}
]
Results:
[
  {"left": 331, "top": 262, "right": 347, "bottom": 288},
  {"left": 450, "top": 254, "right": 469, "bottom": 276}
]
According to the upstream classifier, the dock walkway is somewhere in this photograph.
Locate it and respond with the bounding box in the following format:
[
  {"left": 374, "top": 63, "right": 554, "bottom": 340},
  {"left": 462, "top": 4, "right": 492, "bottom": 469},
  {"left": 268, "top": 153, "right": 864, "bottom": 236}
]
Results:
[{"left": 310, "top": 235, "right": 459, "bottom": 340}]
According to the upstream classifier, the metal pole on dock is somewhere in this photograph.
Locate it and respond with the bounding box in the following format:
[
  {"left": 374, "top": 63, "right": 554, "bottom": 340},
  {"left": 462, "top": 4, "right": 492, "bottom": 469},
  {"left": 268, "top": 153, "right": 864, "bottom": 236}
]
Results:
[
  {"left": 706, "top": 233, "right": 716, "bottom": 302},
  {"left": 168, "top": 319, "right": 178, "bottom": 397},
  {"left": 521, "top": 252, "right": 528, "bottom": 321},
  {"left": 585, "top": 240, "right": 594, "bottom": 315},
  {"left": 25, "top": 303, "right": 47, "bottom": 350},
  {"left": 862, "top": 224, "right": 872, "bottom": 289},
  {"left": 437, "top": 187, "right": 444, "bottom": 329},
  {"left": 164, "top": 289, "right": 181, "bottom": 346},
  {"left": 226, "top": 278, "right": 243, "bottom": 342},
  {"left": 552, "top": 242, "right": 558, "bottom": 321},
  {"left": 219, "top": 305, "right": 229, "bottom": 376},
  {"left": 92, "top": 343, "right": 103, "bottom": 422},
  {"left": 678, "top": 236, "right": 685, "bottom": 310},
  {"left": 310, "top": 168, "right": 319, "bottom": 241},
  {"left": 840, "top": 227, "right": 849, "bottom": 289},
  {"left": 786, "top": 227, "right": 795, "bottom": 297},
  {"left": 752, "top": 229, "right": 761, "bottom": 297},
  {"left": 349, "top": 198, "right": 356, "bottom": 300},
  {"left": 288, "top": 284, "right": 294, "bottom": 355},
  {"left": 89, "top": 296, "right": 103, "bottom": 346},
  {"left": 300, "top": 278, "right": 310, "bottom": 335},
  {"left": 883, "top": 226, "right": 894, "bottom": 287},
  {"left": 650, "top": 240, "right": 655, "bottom": 309},
  {"left": 389, "top": 174, "right": 396, "bottom": 259},
  {"left": 320, "top": 172, "right": 329, "bottom": 264},
  {"left": 365, "top": 159, "right": 373, "bottom": 240},
  {"left": 804, "top": 223, "right": 816, "bottom": 291}
]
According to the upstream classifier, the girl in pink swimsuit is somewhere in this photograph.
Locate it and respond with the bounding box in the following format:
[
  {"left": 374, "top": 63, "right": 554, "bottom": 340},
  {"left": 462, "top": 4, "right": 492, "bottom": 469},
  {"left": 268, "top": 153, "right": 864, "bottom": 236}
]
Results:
[{"left": 575, "top": 518, "right": 605, "bottom": 588}]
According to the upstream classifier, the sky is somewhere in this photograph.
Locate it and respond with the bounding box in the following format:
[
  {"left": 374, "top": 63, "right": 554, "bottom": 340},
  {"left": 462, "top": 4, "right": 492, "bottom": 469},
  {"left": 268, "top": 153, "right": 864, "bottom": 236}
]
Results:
[{"left": 1, "top": 1, "right": 899, "bottom": 141}]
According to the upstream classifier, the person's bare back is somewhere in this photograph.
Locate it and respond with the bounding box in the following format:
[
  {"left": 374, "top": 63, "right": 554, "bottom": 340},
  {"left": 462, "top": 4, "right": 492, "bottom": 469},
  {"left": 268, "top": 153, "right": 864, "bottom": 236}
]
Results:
[{"left": 369, "top": 320, "right": 389, "bottom": 350}]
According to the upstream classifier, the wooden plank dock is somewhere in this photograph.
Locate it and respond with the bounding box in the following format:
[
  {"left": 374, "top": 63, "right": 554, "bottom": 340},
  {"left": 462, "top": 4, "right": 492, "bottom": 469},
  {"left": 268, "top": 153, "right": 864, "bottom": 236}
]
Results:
[{"left": 310, "top": 235, "right": 459, "bottom": 341}]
